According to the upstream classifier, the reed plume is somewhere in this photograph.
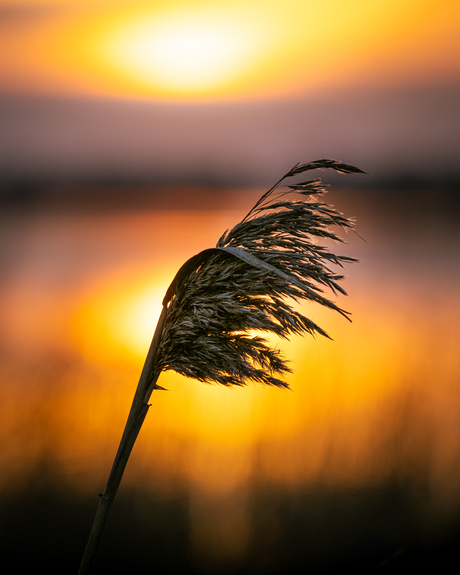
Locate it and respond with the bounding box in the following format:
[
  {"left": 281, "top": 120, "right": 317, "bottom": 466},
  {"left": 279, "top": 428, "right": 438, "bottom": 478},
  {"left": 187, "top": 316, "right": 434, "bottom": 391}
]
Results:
[{"left": 78, "top": 159, "right": 364, "bottom": 573}]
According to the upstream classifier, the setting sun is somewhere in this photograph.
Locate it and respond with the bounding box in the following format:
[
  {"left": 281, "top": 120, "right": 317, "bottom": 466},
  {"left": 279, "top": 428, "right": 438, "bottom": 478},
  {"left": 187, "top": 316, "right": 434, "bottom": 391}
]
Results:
[
  {"left": 100, "top": 10, "right": 261, "bottom": 98},
  {"left": 1, "top": 0, "right": 458, "bottom": 101}
]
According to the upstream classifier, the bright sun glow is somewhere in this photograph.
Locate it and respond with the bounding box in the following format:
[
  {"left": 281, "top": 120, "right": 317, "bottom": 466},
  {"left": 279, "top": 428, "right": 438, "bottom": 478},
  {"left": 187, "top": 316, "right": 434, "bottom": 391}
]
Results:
[
  {"left": 98, "top": 9, "right": 264, "bottom": 98},
  {"left": 1, "top": 1, "right": 458, "bottom": 100}
]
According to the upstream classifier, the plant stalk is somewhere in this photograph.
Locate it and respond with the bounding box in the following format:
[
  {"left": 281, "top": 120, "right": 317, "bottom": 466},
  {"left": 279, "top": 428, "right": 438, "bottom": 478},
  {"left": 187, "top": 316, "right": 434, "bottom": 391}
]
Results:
[{"left": 78, "top": 305, "right": 168, "bottom": 575}]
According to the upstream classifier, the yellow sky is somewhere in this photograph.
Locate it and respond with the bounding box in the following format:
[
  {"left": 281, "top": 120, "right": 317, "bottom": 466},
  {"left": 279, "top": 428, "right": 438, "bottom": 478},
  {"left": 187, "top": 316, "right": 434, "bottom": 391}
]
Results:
[{"left": 1, "top": 0, "right": 459, "bottom": 101}]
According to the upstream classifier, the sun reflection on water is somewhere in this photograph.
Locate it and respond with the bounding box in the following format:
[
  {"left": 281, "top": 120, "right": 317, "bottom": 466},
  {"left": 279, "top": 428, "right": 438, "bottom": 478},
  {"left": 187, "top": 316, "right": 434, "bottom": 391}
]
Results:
[
  {"left": 71, "top": 272, "right": 166, "bottom": 364},
  {"left": 1, "top": 191, "right": 460, "bottom": 567}
]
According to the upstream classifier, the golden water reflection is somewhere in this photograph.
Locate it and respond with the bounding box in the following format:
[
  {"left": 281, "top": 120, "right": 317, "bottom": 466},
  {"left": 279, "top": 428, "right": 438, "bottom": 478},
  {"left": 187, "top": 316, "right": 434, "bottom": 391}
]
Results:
[{"left": 1, "top": 190, "right": 460, "bottom": 566}]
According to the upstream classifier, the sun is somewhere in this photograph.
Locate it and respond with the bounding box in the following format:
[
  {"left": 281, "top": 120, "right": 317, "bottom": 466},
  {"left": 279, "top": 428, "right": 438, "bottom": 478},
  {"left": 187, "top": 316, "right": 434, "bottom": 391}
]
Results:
[
  {"left": 98, "top": 8, "right": 265, "bottom": 99},
  {"left": 113, "top": 18, "right": 245, "bottom": 91}
]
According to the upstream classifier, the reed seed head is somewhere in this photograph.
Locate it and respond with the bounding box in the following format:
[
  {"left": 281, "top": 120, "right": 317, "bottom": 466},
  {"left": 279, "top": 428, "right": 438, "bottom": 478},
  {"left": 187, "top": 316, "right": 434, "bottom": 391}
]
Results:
[{"left": 154, "top": 159, "right": 364, "bottom": 388}]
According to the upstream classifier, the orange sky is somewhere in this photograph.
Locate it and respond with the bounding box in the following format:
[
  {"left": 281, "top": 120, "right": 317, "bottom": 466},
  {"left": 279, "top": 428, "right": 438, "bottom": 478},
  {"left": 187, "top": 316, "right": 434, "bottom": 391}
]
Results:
[{"left": 1, "top": 0, "right": 459, "bottom": 101}]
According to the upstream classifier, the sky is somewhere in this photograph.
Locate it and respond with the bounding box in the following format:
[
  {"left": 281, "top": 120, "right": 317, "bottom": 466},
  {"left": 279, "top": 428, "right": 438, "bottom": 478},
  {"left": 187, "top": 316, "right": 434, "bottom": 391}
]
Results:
[
  {"left": 1, "top": 0, "right": 458, "bottom": 101},
  {"left": 0, "top": 0, "right": 459, "bottom": 186}
]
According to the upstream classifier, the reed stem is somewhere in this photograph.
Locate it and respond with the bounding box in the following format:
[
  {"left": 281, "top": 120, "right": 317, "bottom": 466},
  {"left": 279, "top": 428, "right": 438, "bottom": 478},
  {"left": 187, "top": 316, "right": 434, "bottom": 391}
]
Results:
[{"left": 78, "top": 305, "right": 168, "bottom": 575}]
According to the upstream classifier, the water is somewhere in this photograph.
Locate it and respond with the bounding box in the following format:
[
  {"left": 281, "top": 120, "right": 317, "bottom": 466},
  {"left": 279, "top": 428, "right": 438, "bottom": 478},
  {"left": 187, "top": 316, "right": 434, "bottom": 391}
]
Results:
[{"left": 1, "top": 186, "right": 459, "bottom": 572}]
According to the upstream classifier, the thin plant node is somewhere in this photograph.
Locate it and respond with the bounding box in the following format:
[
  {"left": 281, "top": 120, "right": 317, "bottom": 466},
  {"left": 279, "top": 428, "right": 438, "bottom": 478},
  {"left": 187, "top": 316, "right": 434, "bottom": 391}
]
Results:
[{"left": 78, "top": 158, "right": 364, "bottom": 574}]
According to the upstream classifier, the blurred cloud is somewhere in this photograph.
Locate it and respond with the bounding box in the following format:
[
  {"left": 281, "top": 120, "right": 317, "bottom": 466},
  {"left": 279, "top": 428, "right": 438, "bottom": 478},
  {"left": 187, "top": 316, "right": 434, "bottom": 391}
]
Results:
[{"left": 1, "top": 85, "right": 459, "bottom": 187}]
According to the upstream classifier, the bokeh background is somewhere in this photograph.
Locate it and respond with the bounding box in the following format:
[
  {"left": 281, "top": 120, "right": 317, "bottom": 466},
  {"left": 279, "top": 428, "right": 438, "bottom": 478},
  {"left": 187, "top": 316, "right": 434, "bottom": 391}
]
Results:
[{"left": 1, "top": 1, "right": 460, "bottom": 573}]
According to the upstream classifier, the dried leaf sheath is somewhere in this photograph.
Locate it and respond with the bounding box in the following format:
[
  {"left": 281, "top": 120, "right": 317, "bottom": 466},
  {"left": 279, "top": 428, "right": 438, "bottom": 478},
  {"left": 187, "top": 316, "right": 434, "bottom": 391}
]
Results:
[{"left": 154, "top": 159, "right": 363, "bottom": 388}]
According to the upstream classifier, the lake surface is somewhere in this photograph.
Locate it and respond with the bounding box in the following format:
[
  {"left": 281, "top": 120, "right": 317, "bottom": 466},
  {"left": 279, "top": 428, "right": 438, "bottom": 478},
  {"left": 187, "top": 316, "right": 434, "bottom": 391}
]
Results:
[{"left": 1, "top": 185, "right": 459, "bottom": 573}]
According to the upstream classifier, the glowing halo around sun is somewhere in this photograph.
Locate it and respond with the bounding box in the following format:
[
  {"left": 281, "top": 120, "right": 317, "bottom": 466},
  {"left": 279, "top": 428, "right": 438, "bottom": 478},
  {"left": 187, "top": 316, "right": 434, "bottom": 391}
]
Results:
[
  {"left": 0, "top": 1, "right": 459, "bottom": 101},
  {"left": 97, "top": 9, "right": 267, "bottom": 99}
]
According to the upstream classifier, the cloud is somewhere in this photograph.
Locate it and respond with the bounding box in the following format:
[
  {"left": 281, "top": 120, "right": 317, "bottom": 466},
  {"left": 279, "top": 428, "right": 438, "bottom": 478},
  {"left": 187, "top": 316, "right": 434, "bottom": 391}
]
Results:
[{"left": 0, "top": 84, "right": 459, "bottom": 187}]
